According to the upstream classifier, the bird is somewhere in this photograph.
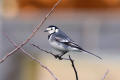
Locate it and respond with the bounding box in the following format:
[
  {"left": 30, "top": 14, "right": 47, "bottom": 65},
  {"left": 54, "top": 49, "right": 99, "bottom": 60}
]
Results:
[{"left": 44, "top": 25, "right": 102, "bottom": 60}]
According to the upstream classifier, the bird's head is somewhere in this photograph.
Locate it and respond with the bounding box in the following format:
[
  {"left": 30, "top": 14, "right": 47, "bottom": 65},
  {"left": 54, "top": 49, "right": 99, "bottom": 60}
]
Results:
[{"left": 44, "top": 25, "right": 59, "bottom": 34}]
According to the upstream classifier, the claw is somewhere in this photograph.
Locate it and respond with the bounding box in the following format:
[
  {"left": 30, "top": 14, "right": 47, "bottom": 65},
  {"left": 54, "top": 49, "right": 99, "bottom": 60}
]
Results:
[
  {"left": 58, "top": 56, "right": 63, "bottom": 60},
  {"left": 54, "top": 55, "right": 63, "bottom": 60},
  {"left": 54, "top": 55, "right": 59, "bottom": 59}
]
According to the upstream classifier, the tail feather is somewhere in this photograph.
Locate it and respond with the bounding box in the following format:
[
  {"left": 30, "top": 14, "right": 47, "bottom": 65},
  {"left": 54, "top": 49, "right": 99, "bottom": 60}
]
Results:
[
  {"left": 81, "top": 49, "right": 102, "bottom": 60},
  {"left": 67, "top": 42, "right": 102, "bottom": 60}
]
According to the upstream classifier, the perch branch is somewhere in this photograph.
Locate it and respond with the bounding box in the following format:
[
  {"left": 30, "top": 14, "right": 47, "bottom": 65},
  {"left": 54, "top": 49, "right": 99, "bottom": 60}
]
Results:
[
  {"left": 3, "top": 33, "right": 58, "bottom": 80},
  {"left": 69, "top": 55, "right": 78, "bottom": 80},
  {"left": 31, "top": 44, "right": 79, "bottom": 80},
  {"left": 31, "top": 44, "right": 55, "bottom": 57},
  {"left": 31, "top": 44, "right": 70, "bottom": 60},
  {"left": 0, "top": 0, "right": 62, "bottom": 63},
  {"left": 102, "top": 69, "right": 109, "bottom": 80}
]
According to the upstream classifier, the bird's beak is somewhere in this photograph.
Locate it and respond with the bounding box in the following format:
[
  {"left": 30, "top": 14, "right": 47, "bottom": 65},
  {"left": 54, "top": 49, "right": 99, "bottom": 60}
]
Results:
[{"left": 44, "top": 30, "right": 48, "bottom": 32}]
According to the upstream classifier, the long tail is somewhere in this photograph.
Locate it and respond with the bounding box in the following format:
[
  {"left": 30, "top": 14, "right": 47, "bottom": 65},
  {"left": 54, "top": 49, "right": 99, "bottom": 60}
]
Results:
[
  {"left": 68, "top": 42, "right": 102, "bottom": 60},
  {"left": 81, "top": 49, "right": 102, "bottom": 60}
]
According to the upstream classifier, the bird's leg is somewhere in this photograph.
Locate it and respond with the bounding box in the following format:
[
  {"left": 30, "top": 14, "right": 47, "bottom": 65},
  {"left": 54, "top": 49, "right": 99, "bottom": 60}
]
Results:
[
  {"left": 54, "top": 51, "right": 68, "bottom": 60},
  {"left": 54, "top": 55, "right": 60, "bottom": 59}
]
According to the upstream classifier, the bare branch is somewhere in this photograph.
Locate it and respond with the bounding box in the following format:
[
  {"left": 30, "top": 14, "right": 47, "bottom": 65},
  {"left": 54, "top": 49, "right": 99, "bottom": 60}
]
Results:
[
  {"left": 69, "top": 55, "right": 78, "bottom": 80},
  {"left": 102, "top": 69, "right": 109, "bottom": 80},
  {"left": 31, "top": 44, "right": 55, "bottom": 56},
  {"left": 0, "top": 0, "right": 62, "bottom": 63},
  {"left": 31, "top": 44, "right": 70, "bottom": 60},
  {"left": 3, "top": 33, "right": 58, "bottom": 80},
  {"left": 31, "top": 44, "right": 79, "bottom": 80}
]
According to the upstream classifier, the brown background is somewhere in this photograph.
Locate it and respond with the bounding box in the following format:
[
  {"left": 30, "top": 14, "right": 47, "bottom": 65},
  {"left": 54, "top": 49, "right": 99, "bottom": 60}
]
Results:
[{"left": 18, "top": 0, "right": 120, "bottom": 9}]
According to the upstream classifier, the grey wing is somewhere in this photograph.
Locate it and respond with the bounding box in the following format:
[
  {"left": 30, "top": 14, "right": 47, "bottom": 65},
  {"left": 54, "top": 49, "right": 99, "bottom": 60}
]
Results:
[
  {"left": 54, "top": 35, "right": 82, "bottom": 51},
  {"left": 53, "top": 32, "right": 102, "bottom": 60},
  {"left": 54, "top": 34, "right": 79, "bottom": 47},
  {"left": 54, "top": 30, "right": 74, "bottom": 43}
]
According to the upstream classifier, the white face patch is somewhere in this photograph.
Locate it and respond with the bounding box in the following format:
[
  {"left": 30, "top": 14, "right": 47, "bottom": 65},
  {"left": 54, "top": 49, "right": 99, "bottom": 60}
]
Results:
[
  {"left": 46, "top": 27, "right": 59, "bottom": 34},
  {"left": 52, "top": 27, "right": 55, "bottom": 30},
  {"left": 47, "top": 27, "right": 55, "bottom": 34}
]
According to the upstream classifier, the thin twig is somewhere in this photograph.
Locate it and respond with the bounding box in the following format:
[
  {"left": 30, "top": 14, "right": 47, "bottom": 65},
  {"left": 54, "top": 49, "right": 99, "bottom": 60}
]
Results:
[
  {"left": 31, "top": 43, "right": 70, "bottom": 60},
  {"left": 0, "top": 0, "right": 62, "bottom": 63},
  {"left": 31, "top": 44, "right": 79, "bottom": 80},
  {"left": 3, "top": 33, "right": 58, "bottom": 80},
  {"left": 31, "top": 44, "right": 55, "bottom": 56},
  {"left": 69, "top": 55, "right": 78, "bottom": 80},
  {"left": 102, "top": 69, "right": 109, "bottom": 80}
]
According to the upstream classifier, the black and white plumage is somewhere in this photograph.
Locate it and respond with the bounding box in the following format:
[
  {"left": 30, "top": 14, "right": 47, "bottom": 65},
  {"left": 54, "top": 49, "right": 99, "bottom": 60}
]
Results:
[{"left": 44, "top": 25, "right": 102, "bottom": 60}]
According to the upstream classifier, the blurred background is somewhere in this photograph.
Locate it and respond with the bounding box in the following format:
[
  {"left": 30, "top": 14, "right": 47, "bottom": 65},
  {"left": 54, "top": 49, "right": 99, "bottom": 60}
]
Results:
[{"left": 0, "top": 0, "right": 120, "bottom": 80}]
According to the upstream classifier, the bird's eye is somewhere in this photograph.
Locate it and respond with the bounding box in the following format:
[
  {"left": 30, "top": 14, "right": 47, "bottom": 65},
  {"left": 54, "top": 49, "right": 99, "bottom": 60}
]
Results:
[{"left": 51, "top": 28, "right": 54, "bottom": 30}]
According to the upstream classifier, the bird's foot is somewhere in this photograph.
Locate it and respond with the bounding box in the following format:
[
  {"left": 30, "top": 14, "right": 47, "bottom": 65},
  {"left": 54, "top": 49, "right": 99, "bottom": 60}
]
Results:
[
  {"left": 54, "top": 55, "right": 59, "bottom": 59},
  {"left": 54, "top": 55, "right": 63, "bottom": 60}
]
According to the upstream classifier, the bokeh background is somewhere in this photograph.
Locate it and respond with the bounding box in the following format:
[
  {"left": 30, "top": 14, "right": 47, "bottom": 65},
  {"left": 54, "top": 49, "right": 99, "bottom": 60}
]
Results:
[{"left": 0, "top": 0, "right": 120, "bottom": 80}]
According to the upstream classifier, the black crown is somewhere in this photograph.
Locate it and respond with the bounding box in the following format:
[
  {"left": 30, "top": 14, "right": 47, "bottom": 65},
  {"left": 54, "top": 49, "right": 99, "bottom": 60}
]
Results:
[{"left": 48, "top": 25, "right": 59, "bottom": 29}]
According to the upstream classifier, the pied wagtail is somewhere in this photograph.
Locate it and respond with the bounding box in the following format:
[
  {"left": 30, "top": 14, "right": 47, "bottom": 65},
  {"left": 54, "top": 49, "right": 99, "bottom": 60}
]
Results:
[{"left": 44, "top": 25, "right": 102, "bottom": 60}]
